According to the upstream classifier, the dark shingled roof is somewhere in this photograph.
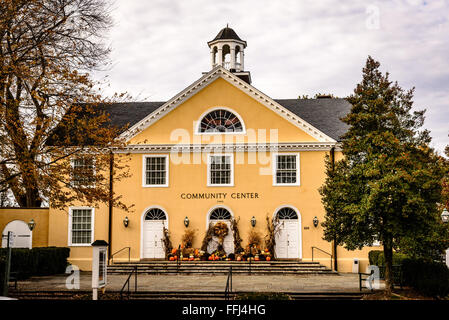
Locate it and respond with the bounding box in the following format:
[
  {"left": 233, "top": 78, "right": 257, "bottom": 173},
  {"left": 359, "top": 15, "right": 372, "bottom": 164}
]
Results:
[
  {"left": 274, "top": 98, "right": 351, "bottom": 141},
  {"left": 211, "top": 27, "right": 243, "bottom": 42},
  {"left": 98, "top": 98, "right": 351, "bottom": 141}
]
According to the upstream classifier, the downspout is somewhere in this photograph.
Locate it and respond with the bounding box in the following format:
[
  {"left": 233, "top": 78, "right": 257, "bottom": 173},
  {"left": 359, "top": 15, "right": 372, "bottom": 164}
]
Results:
[
  {"left": 108, "top": 151, "right": 114, "bottom": 260},
  {"left": 330, "top": 146, "right": 338, "bottom": 271}
]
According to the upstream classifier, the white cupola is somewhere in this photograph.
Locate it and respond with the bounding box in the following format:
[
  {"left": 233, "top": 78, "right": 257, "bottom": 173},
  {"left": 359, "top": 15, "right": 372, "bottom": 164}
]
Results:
[{"left": 207, "top": 25, "right": 251, "bottom": 84}]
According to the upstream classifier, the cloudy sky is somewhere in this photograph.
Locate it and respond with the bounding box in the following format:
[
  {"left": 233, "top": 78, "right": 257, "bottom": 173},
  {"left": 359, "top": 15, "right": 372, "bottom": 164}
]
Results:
[{"left": 94, "top": 0, "right": 449, "bottom": 154}]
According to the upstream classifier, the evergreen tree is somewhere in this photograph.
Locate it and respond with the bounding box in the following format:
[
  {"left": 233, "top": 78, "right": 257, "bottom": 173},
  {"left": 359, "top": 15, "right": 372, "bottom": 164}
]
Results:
[{"left": 320, "top": 56, "right": 448, "bottom": 293}]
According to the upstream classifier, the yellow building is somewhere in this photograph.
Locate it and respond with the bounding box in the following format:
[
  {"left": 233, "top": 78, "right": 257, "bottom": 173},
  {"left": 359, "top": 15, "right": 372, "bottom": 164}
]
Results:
[{"left": 2, "top": 27, "right": 379, "bottom": 272}]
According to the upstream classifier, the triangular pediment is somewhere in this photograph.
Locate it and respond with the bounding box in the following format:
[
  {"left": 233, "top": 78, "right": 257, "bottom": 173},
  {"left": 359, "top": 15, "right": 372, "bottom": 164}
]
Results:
[{"left": 120, "top": 66, "right": 336, "bottom": 143}]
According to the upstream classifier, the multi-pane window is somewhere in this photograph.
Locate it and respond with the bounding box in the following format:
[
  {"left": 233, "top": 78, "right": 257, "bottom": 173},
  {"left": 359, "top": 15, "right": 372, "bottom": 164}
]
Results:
[
  {"left": 72, "top": 157, "right": 95, "bottom": 187},
  {"left": 274, "top": 154, "right": 300, "bottom": 185},
  {"left": 208, "top": 155, "right": 233, "bottom": 186},
  {"left": 199, "top": 109, "right": 244, "bottom": 133},
  {"left": 70, "top": 208, "right": 93, "bottom": 245},
  {"left": 144, "top": 156, "right": 168, "bottom": 187}
]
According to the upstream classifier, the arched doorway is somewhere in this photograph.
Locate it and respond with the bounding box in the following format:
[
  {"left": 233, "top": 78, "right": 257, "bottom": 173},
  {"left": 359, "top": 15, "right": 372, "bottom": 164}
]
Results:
[
  {"left": 274, "top": 207, "right": 301, "bottom": 259},
  {"left": 141, "top": 207, "right": 168, "bottom": 259},
  {"left": 1, "top": 220, "right": 32, "bottom": 248},
  {"left": 206, "top": 206, "right": 234, "bottom": 254}
]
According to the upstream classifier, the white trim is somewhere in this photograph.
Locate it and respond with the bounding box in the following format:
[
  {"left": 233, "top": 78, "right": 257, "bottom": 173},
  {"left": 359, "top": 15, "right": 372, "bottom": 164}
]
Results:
[
  {"left": 112, "top": 142, "right": 340, "bottom": 153},
  {"left": 1, "top": 220, "right": 33, "bottom": 249},
  {"left": 272, "top": 152, "right": 300, "bottom": 186},
  {"left": 119, "top": 66, "right": 336, "bottom": 143},
  {"left": 140, "top": 205, "right": 169, "bottom": 259},
  {"left": 207, "top": 153, "right": 234, "bottom": 187},
  {"left": 272, "top": 205, "right": 302, "bottom": 259},
  {"left": 68, "top": 207, "right": 95, "bottom": 247},
  {"left": 142, "top": 154, "right": 169, "bottom": 188},
  {"left": 195, "top": 106, "right": 246, "bottom": 135}
]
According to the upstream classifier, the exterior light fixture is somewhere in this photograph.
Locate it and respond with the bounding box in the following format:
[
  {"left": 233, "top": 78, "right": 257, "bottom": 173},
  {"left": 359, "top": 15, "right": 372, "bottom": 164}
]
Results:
[
  {"left": 442, "top": 208, "right": 449, "bottom": 223},
  {"left": 251, "top": 216, "right": 256, "bottom": 227},
  {"left": 184, "top": 216, "right": 189, "bottom": 228},
  {"left": 123, "top": 216, "right": 129, "bottom": 228},
  {"left": 313, "top": 216, "right": 319, "bottom": 228},
  {"left": 28, "top": 219, "right": 36, "bottom": 231}
]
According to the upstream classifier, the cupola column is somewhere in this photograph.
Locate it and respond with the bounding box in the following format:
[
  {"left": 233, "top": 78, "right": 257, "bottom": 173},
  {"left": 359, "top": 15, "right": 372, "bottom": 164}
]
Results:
[
  {"left": 217, "top": 45, "right": 223, "bottom": 66},
  {"left": 230, "top": 45, "right": 236, "bottom": 70},
  {"left": 210, "top": 49, "right": 216, "bottom": 67},
  {"left": 239, "top": 51, "right": 244, "bottom": 71}
]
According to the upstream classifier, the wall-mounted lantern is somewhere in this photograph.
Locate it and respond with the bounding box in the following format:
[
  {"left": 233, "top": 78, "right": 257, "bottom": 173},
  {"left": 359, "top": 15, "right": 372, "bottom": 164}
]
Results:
[
  {"left": 442, "top": 208, "right": 449, "bottom": 223},
  {"left": 28, "top": 219, "right": 36, "bottom": 231},
  {"left": 313, "top": 216, "right": 319, "bottom": 228},
  {"left": 123, "top": 216, "right": 129, "bottom": 228},
  {"left": 184, "top": 216, "right": 189, "bottom": 228},
  {"left": 250, "top": 216, "right": 256, "bottom": 228}
]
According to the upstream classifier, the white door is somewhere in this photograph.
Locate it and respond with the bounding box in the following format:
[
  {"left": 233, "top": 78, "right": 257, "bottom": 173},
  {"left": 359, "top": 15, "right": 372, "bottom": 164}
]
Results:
[
  {"left": 274, "top": 207, "right": 301, "bottom": 259},
  {"left": 142, "top": 208, "right": 167, "bottom": 259},
  {"left": 207, "top": 207, "right": 234, "bottom": 255},
  {"left": 1, "top": 220, "right": 32, "bottom": 248},
  {"left": 207, "top": 220, "right": 234, "bottom": 254}
]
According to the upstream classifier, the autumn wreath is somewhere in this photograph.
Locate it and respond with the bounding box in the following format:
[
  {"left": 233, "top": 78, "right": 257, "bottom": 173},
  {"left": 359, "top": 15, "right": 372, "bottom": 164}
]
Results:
[{"left": 213, "top": 222, "right": 229, "bottom": 243}]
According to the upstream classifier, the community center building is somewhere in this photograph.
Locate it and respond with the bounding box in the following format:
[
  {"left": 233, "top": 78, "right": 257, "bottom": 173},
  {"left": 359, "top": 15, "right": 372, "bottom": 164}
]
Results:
[{"left": 1, "top": 27, "right": 379, "bottom": 272}]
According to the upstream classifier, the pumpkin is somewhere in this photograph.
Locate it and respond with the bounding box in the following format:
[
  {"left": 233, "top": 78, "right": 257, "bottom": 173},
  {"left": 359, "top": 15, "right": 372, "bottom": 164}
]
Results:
[
  {"left": 236, "top": 256, "right": 242, "bottom": 261},
  {"left": 171, "top": 248, "right": 177, "bottom": 254},
  {"left": 214, "top": 256, "right": 219, "bottom": 261},
  {"left": 266, "top": 256, "right": 271, "bottom": 261},
  {"left": 169, "top": 256, "right": 174, "bottom": 261},
  {"left": 208, "top": 256, "right": 213, "bottom": 261}
]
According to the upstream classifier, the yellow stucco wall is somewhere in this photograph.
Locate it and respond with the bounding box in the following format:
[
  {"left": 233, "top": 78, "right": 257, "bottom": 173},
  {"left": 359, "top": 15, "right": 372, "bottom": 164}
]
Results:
[
  {"left": 0, "top": 208, "right": 49, "bottom": 247},
  {"left": 47, "top": 76, "right": 380, "bottom": 272}
]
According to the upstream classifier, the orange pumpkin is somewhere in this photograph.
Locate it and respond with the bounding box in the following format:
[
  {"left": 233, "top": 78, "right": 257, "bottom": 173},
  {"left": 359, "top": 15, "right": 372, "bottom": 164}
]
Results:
[
  {"left": 266, "top": 256, "right": 271, "bottom": 261},
  {"left": 208, "top": 256, "right": 213, "bottom": 261},
  {"left": 236, "top": 256, "right": 242, "bottom": 261},
  {"left": 169, "top": 256, "right": 174, "bottom": 261},
  {"left": 171, "top": 248, "right": 177, "bottom": 254},
  {"left": 214, "top": 256, "right": 219, "bottom": 261}
]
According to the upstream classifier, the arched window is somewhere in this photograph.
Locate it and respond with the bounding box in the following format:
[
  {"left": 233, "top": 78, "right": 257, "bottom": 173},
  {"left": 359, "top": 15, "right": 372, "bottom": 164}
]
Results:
[
  {"left": 276, "top": 207, "right": 298, "bottom": 220},
  {"left": 199, "top": 109, "right": 243, "bottom": 133},
  {"left": 144, "top": 208, "right": 167, "bottom": 220},
  {"left": 209, "top": 207, "right": 232, "bottom": 220}
]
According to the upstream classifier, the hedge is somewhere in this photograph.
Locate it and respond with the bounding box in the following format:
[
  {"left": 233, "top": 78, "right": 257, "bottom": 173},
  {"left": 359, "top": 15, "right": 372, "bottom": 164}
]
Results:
[
  {"left": 368, "top": 250, "right": 408, "bottom": 267},
  {"left": 0, "top": 247, "right": 70, "bottom": 280},
  {"left": 401, "top": 258, "right": 449, "bottom": 297}
]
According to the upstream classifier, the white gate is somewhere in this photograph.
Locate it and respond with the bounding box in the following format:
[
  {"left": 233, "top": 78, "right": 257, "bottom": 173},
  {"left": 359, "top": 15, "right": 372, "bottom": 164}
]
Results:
[{"left": 1, "top": 220, "right": 32, "bottom": 249}]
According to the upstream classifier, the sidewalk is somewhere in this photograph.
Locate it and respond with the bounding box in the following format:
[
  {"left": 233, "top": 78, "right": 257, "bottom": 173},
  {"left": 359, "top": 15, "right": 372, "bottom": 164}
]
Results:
[{"left": 13, "top": 272, "right": 384, "bottom": 292}]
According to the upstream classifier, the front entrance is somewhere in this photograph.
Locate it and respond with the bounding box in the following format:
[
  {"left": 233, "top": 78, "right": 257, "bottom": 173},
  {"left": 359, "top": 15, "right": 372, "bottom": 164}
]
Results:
[
  {"left": 207, "top": 206, "right": 234, "bottom": 254},
  {"left": 142, "top": 208, "right": 167, "bottom": 259},
  {"left": 274, "top": 207, "right": 301, "bottom": 259}
]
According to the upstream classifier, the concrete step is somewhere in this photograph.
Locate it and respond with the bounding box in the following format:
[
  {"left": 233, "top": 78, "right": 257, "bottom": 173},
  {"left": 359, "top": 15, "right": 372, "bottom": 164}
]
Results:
[{"left": 106, "top": 261, "right": 335, "bottom": 275}]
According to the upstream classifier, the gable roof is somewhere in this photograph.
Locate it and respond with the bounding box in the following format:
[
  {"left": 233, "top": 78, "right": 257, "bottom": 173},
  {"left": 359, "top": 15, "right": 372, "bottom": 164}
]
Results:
[{"left": 119, "top": 66, "right": 344, "bottom": 143}]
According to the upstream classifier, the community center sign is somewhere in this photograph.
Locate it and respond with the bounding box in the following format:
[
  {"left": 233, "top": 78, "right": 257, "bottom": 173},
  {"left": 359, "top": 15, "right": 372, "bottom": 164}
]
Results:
[{"left": 180, "top": 192, "right": 260, "bottom": 200}]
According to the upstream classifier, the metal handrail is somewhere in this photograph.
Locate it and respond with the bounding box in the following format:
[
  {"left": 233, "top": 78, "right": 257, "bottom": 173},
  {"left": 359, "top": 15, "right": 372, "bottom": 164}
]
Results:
[
  {"left": 311, "top": 246, "right": 333, "bottom": 271},
  {"left": 176, "top": 244, "right": 181, "bottom": 273},
  {"left": 359, "top": 270, "right": 374, "bottom": 291},
  {"left": 109, "top": 247, "right": 130, "bottom": 265},
  {"left": 120, "top": 266, "right": 138, "bottom": 299},
  {"left": 225, "top": 266, "right": 233, "bottom": 300}
]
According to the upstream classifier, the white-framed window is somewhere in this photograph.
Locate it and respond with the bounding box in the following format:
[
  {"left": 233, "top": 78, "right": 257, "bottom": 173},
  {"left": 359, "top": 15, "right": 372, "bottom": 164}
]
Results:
[
  {"left": 68, "top": 207, "right": 94, "bottom": 246},
  {"left": 71, "top": 157, "right": 95, "bottom": 187},
  {"left": 142, "top": 155, "right": 169, "bottom": 187},
  {"left": 207, "top": 154, "right": 234, "bottom": 186},
  {"left": 273, "top": 153, "right": 300, "bottom": 186}
]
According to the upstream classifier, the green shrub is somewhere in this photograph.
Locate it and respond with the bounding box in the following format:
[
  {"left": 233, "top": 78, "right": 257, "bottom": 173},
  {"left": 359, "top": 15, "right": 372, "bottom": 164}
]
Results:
[
  {"left": 401, "top": 258, "right": 449, "bottom": 297},
  {"left": 368, "top": 250, "right": 408, "bottom": 266},
  {"left": 0, "top": 256, "right": 5, "bottom": 294},
  {"left": 0, "top": 247, "right": 70, "bottom": 279}
]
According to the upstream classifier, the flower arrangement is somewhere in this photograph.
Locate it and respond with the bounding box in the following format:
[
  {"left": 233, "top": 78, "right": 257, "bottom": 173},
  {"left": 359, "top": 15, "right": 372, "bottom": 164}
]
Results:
[{"left": 213, "top": 222, "right": 229, "bottom": 241}]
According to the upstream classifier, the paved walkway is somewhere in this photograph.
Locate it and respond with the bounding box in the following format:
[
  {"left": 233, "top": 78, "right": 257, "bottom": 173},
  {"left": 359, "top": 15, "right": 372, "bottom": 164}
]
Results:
[{"left": 13, "top": 272, "right": 384, "bottom": 292}]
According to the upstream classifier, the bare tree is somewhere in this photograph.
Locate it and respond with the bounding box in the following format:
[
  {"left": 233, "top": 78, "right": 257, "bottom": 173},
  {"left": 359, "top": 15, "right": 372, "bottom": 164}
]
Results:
[{"left": 0, "top": 0, "right": 131, "bottom": 210}]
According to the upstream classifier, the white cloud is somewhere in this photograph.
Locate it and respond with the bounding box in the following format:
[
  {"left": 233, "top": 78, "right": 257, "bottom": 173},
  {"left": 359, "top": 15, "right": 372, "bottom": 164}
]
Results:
[{"left": 94, "top": 0, "right": 449, "bottom": 153}]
